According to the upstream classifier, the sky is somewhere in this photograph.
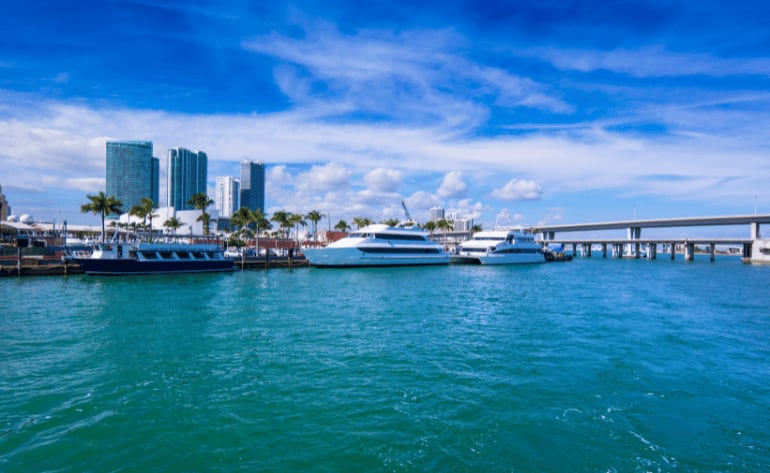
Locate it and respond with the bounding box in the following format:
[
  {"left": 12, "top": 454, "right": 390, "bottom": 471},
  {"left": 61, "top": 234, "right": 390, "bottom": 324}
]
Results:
[{"left": 2, "top": 0, "right": 770, "bottom": 235}]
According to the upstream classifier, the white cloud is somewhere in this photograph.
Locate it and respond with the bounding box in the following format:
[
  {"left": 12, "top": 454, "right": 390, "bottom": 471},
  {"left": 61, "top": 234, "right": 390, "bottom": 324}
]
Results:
[
  {"left": 436, "top": 171, "right": 467, "bottom": 199},
  {"left": 491, "top": 179, "right": 542, "bottom": 201},
  {"left": 294, "top": 162, "right": 351, "bottom": 193},
  {"left": 363, "top": 168, "right": 402, "bottom": 193}
]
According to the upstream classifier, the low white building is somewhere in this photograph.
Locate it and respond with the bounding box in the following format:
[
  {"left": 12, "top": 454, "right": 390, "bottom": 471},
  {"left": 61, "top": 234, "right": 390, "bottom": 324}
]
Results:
[{"left": 116, "top": 206, "right": 220, "bottom": 235}]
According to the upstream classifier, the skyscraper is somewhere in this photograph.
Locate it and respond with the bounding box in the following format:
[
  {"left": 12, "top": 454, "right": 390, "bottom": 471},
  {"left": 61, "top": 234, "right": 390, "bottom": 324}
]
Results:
[
  {"left": 106, "top": 141, "right": 159, "bottom": 213},
  {"left": 167, "top": 148, "right": 208, "bottom": 211},
  {"left": 0, "top": 184, "right": 10, "bottom": 221},
  {"left": 215, "top": 176, "right": 240, "bottom": 218},
  {"left": 240, "top": 161, "right": 265, "bottom": 213}
]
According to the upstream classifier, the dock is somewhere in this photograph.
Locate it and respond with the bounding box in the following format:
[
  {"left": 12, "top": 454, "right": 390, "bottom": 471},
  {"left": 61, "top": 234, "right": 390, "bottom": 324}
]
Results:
[{"left": 0, "top": 255, "right": 308, "bottom": 278}]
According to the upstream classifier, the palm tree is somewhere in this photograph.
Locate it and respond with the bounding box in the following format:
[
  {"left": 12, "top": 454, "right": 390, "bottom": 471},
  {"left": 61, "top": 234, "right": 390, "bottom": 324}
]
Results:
[
  {"left": 231, "top": 206, "right": 254, "bottom": 244},
  {"left": 232, "top": 207, "right": 272, "bottom": 253},
  {"left": 352, "top": 217, "right": 372, "bottom": 229},
  {"left": 471, "top": 224, "right": 483, "bottom": 234},
  {"left": 188, "top": 192, "right": 214, "bottom": 236},
  {"left": 128, "top": 197, "right": 155, "bottom": 239},
  {"left": 437, "top": 218, "right": 454, "bottom": 248},
  {"left": 163, "top": 217, "right": 182, "bottom": 237},
  {"left": 81, "top": 191, "right": 123, "bottom": 242},
  {"left": 334, "top": 219, "right": 350, "bottom": 232},
  {"left": 140, "top": 197, "right": 157, "bottom": 236},
  {"left": 384, "top": 218, "right": 400, "bottom": 227},
  {"left": 271, "top": 210, "right": 290, "bottom": 239},
  {"left": 252, "top": 209, "right": 272, "bottom": 254},
  {"left": 306, "top": 210, "right": 323, "bottom": 246},
  {"left": 288, "top": 213, "right": 307, "bottom": 247},
  {"left": 424, "top": 220, "right": 437, "bottom": 234}
]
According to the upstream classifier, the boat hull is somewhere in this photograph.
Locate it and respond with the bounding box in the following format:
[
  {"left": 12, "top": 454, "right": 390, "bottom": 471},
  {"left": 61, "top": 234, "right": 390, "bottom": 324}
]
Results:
[
  {"left": 74, "top": 258, "right": 235, "bottom": 275},
  {"left": 478, "top": 253, "right": 545, "bottom": 265},
  {"left": 304, "top": 247, "right": 449, "bottom": 268}
]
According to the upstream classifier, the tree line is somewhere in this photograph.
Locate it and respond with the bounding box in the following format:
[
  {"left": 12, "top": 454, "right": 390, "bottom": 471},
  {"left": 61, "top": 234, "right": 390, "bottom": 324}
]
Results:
[{"left": 81, "top": 191, "right": 476, "bottom": 244}]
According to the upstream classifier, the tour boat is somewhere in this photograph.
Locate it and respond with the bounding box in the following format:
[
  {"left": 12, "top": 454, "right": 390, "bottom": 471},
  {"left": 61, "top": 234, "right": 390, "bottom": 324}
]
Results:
[
  {"left": 451, "top": 228, "right": 545, "bottom": 265},
  {"left": 303, "top": 224, "right": 450, "bottom": 267},
  {"left": 71, "top": 242, "right": 235, "bottom": 275}
]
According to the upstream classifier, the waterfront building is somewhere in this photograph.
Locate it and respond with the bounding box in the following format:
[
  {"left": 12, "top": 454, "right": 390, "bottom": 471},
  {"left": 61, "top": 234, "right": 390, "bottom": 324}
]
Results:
[
  {"left": 215, "top": 176, "right": 240, "bottom": 218},
  {"left": 0, "top": 185, "right": 10, "bottom": 221},
  {"left": 430, "top": 206, "right": 445, "bottom": 222},
  {"left": 240, "top": 161, "right": 265, "bottom": 213},
  {"left": 167, "top": 148, "right": 208, "bottom": 211},
  {"left": 106, "top": 141, "right": 159, "bottom": 213}
]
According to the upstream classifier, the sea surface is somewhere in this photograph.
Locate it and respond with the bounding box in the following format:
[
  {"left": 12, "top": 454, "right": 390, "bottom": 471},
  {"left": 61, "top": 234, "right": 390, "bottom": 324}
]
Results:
[{"left": 2, "top": 256, "right": 769, "bottom": 472}]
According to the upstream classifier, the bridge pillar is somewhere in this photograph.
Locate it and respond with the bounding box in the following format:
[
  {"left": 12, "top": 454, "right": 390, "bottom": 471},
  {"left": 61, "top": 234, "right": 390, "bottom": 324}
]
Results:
[
  {"left": 685, "top": 242, "right": 695, "bottom": 261},
  {"left": 710, "top": 243, "right": 716, "bottom": 262},
  {"left": 751, "top": 222, "right": 760, "bottom": 240},
  {"left": 634, "top": 242, "right": 641, "bottom": 259},
  {"left": 647, "top": 243, "right": 657, "bottom": 260},
  {"left": 582, "top": 243, "right": 592, "bottom": 257},
  {"left": 601, "top": 243, "right": 607, "bottom": 258},
  {"left": 670, "top": 243, "right": 676, "bottom": 260},
  {"left": 572, "top": 243, "right": 577, "bottom": 257}
]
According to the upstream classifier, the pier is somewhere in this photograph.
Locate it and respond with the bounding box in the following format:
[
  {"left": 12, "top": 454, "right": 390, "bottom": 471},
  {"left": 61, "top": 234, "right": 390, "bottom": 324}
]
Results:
[{"left": 532, "top": 214, "right": 770, "bottom": 262}]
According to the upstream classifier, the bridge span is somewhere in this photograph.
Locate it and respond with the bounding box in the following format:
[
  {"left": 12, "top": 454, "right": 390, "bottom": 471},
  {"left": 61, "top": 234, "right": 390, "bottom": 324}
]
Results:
[{"left": 529, "top": 214, "right": 770, "bottom": 262}]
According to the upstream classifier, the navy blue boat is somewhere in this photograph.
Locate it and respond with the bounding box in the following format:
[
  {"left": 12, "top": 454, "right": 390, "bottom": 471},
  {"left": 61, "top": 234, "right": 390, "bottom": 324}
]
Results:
[{"left": 71, "top": 242, "right": 235, "bottom": 275}]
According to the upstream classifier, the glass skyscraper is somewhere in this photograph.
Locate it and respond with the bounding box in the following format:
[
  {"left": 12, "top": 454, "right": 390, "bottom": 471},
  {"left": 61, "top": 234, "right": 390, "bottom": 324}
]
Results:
[
  {"left": 240, "top": 161, "right": 265, "bottom": 213},
  {"left": 106, "top": 141, "right": 159, "bottom": 213},
  {"left": 167, "top": 148, "right": 208, "bottom": 211}
]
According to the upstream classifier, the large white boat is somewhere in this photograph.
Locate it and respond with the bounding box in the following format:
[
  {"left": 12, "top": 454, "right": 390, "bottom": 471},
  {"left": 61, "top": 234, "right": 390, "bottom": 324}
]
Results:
[
  {"left": 451, "top": 228, "right": 545, "bottom": 265},
  {"left": 70, "top": 242, "right": 235, "bottom": 275},
  {"left": 303, "top": 223, "right": 450, "bottom": 268}
]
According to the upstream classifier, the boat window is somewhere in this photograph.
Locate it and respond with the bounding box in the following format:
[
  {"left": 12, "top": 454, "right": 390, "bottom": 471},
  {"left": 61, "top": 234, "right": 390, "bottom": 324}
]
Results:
[
  {"left": 360, "top": 247, "right": 442, "bottom": 254},
  {"left": 373, "top": 233, "right": 427, "bottom": 241}
]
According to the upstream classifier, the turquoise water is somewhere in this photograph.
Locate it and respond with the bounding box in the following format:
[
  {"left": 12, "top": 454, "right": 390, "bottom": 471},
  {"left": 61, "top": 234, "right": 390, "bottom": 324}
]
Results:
[{"left": 2, "top": 257, "right": 770, "bottom": 472}]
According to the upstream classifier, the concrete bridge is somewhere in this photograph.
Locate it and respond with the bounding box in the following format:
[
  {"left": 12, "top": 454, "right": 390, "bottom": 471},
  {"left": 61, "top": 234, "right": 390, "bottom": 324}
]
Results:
[{"left": 530, "top": 214, "right": 770, "bottom": 262}]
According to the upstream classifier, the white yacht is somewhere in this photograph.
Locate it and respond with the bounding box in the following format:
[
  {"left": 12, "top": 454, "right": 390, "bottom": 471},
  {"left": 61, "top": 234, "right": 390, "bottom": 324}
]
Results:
[
  {"left": 451, "top": 228, "right": 545, "bottom": 265},
  {"left": 303, "top": 224, "right": 450, "bottom": 268}
]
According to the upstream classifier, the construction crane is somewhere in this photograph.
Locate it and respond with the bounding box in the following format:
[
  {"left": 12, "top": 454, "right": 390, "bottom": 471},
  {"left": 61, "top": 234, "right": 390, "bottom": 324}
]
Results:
[{"left": 401, "top": 201, "right": 413, "bottom": 222}]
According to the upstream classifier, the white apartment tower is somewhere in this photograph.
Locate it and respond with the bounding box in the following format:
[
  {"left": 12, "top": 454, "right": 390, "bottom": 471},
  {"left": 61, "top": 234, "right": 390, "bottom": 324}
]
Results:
[
  {"left": 430, "top": 206, "right": 445, "bottom": 222},
  {"left": 215, "top": 176, "right": 240, "bottom": 218}
]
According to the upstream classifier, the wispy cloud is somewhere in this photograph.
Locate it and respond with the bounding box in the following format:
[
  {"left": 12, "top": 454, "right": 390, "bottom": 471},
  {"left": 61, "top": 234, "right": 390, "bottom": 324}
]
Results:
[{"left": 535, "top": 46, "right": 770, "bottom": 78}]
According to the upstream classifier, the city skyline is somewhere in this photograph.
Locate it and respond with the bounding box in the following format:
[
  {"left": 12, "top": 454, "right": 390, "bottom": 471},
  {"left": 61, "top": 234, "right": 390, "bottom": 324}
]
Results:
[{"left": 2, "top": 1, "right": 770, "bottom": 234}]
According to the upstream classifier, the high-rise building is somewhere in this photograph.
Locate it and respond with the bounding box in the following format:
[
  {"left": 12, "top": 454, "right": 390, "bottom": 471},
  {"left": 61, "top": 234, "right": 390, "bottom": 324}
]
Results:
[
  {"left": 106, "top": 141, "right": 159, "bottom": 213},
  {"left": 0, "top": 184, "right": 10, "bottom": 221},
  {"left": 240, "top": 161, "right": 265, "bottom": 213},
  {"left": 167, "top": 148, "right": 208, "bottom": 211},
  {"left": 215, "top": 176, "right": 240, "bottom": 218},
  {"left": 430, "top": 206, "right": 445, "bottom": 222}
]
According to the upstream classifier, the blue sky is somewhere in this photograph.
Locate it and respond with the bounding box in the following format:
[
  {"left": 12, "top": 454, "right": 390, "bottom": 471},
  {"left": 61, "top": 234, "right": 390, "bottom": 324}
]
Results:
[{"left": 2, "top": 0, "right": 770, "bottom": 233}]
